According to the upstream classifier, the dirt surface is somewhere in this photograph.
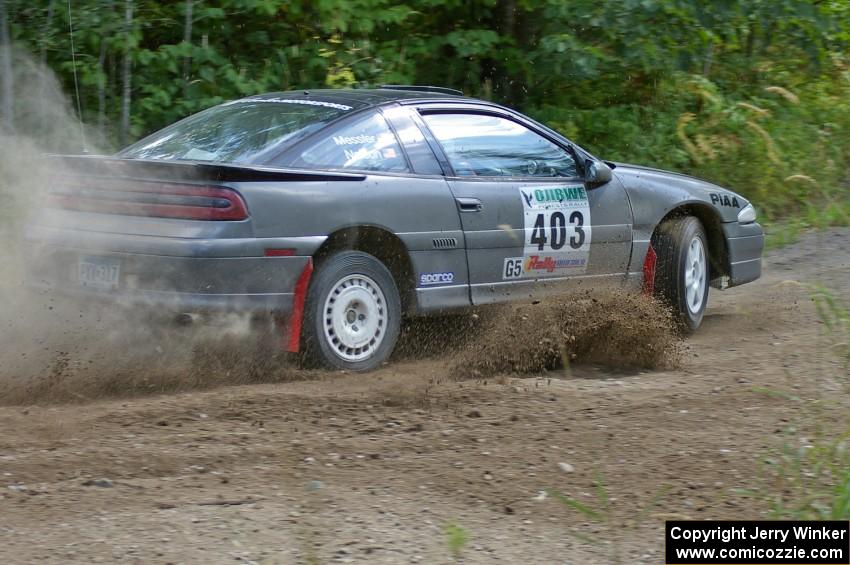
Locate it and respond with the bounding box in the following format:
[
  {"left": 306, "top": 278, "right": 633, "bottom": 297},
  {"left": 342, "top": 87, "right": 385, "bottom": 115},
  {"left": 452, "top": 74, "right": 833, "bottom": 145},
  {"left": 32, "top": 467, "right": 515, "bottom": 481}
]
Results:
[{"left": 1, "top": 228, "right": 849, "bottom": 564}]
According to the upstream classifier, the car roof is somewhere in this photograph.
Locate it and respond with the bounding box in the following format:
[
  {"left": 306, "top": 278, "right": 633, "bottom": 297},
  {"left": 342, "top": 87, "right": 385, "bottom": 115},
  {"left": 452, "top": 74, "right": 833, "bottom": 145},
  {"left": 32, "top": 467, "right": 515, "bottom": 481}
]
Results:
[{"left": 241, "top": 88, "right": 484, "bottom": 111}]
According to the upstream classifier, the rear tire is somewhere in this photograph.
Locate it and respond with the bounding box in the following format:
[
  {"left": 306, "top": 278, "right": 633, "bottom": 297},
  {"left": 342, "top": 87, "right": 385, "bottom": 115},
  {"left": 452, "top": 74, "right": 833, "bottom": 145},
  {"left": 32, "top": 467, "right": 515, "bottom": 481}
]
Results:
[
  {"left": 651, "top": 216, "right": 709, "bottom": 332},
  {"left": 302, "top": 251, "right": 401, "bottom": 371}
]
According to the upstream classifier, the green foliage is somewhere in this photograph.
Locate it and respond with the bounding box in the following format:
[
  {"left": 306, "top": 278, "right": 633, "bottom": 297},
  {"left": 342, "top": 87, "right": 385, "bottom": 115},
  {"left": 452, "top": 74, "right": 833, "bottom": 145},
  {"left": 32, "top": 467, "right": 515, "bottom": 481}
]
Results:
[
  {"left": 736, "top": 284, "right": 850, "bottom": 520},
  {"left": 811, "top": 285, "right": 850, "bottom": 371},
  {"left": 1, "top": 0, "right": 849, "bottom": 225},
  {"left": 550, "top": 472, "right": 669, "bottom": 565},
  {"left": 741, "top": 427, "right": 850, "bottom": 521}
]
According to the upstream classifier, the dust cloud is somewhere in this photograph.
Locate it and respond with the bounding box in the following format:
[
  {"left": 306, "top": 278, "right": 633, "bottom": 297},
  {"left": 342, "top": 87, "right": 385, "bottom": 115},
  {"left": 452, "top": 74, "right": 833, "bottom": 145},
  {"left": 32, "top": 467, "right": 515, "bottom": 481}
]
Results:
[
  {"left": 0, "top": 50, "right": 302, "bottom": 405},
  {"left": 450, "top": 292, "right": 682, "bottom": 379},
  {"left": 0, "top": 47, "right": 96, "bottom": 394}
]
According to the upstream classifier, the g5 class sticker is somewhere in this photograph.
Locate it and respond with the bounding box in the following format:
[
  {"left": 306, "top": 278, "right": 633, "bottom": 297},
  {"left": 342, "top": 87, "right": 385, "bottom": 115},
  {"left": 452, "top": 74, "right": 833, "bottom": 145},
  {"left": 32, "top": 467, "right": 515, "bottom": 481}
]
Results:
[{"left": 504, "top": 186, "right": 592, "bottom": 279}]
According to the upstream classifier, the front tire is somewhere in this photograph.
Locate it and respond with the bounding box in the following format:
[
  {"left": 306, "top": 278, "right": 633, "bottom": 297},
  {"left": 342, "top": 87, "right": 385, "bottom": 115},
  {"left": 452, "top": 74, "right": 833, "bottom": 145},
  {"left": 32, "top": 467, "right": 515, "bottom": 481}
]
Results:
[
  {"left": 651, "top": 216, "right": 710, "bottom": 332},
  {"left": 302, "top": 251, "right": 401, "bottom": 371}
]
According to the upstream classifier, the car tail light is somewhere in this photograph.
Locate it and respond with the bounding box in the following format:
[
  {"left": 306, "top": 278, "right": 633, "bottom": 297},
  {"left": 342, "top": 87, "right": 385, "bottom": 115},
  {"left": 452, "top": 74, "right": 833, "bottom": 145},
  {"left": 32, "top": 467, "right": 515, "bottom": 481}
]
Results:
[
  {"left": 264, "top": 248, "right": 296, "bottom": 257},
  {"left": 47, "top": 181, "right": 249, "bottom": 221}
]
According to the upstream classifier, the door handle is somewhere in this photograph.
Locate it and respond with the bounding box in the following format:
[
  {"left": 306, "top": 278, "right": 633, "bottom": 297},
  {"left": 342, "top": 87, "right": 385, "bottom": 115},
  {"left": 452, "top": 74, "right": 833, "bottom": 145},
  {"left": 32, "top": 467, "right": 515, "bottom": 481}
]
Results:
[{"left": 456, "top": 197, "right": 483, "bottom": 212}]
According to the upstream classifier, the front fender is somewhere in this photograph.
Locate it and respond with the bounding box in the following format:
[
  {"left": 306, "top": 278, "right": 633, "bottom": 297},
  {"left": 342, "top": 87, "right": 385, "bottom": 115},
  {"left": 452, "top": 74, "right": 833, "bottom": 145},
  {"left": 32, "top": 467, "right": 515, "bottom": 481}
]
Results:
[{"left": 612, "top": 163, "right": 761, "bottom": 285}]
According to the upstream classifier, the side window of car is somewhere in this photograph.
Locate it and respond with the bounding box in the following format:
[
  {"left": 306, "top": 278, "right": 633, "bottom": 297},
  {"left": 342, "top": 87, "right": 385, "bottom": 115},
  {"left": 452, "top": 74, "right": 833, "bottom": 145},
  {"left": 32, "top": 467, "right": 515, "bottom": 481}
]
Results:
[
  {"left": 291, "top": 112, "right": 409, "bottom": 173},
  {"left": 421, "top": 112, "right": 577, "bottom": 178}
]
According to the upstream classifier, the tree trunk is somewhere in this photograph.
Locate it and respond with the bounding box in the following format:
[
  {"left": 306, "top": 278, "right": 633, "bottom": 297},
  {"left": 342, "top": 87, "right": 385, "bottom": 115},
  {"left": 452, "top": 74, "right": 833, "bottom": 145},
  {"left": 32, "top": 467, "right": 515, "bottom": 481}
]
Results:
[
  {"left": 120, "top": 0, "right": 133, "bottom": 146},
  {"left": 484, "top": 0, "right": 516, "bottom": 104},
  {"left": 97, "top": 39, "right": 107, "bottom": 131},
  {"left": 702, "top": 42, "right": 714, "bottom": 77},
  {"left": 38, "top": 0, "right": 56, "bottom": 133},
  {"left": 97, "top": 1, "right": 114, "bottom": 133},
  {"left": 182, "top": 0, "right": 193, "bottom": 99},
  {"left": 511, "top": 4, "right": 534, "bottom": 106},
  {"left": 39, "top": 0, "right": 54, "bottom": 115},
  {"left": 40, "top": 0, "right": 54, "bottom": 66},
  {"left": 0, "top": 0, "right": 15, "bottom": 133}
]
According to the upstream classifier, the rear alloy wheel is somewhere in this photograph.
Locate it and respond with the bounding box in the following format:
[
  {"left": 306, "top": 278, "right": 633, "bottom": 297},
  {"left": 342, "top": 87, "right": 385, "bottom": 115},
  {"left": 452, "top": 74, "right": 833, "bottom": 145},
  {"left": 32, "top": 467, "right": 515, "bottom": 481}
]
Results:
[
  {"left": 303, "top": 251, "right": 401, "bottom": 371},
  {"left": 651, "top": 216, "right": 710, "bottom": 332}
]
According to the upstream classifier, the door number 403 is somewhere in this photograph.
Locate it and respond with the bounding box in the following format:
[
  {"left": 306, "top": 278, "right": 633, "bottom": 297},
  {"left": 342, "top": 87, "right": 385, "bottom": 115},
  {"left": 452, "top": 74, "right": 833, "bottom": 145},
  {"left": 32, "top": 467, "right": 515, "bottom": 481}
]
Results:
[{"left": 530, "top": 211, "right": 585, "bottom": 251}]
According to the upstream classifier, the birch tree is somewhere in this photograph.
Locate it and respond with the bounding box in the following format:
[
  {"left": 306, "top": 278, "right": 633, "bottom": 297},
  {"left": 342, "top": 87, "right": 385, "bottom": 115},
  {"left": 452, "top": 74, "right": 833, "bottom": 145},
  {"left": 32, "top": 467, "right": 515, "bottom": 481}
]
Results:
[
  {"left": 182, "top": 0, "right": 192, "bottom": 99},
  {"left": 0, "top": 0, "right": 14, "bottom": 133},
  {"left": 120, "top": 0, "right": 132, "bottom": 145}
]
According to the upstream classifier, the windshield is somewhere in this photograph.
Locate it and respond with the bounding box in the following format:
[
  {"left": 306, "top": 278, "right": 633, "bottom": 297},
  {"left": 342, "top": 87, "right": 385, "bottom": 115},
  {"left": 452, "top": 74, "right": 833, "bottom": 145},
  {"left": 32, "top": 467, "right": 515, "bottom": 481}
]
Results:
[{"left": 118, "top": 98, "right": 352, "bottom": 164}]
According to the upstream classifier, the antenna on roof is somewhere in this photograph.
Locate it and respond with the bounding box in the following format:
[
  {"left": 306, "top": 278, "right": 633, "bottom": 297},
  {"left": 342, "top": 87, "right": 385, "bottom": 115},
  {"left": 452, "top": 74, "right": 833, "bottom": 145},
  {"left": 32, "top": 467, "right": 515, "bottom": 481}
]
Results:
[
  {"left": 67, "top": 0, "right": 88, "bottom": 153},
  {"left": 379, "top": 85, "right": 463, "bottom": 96}
]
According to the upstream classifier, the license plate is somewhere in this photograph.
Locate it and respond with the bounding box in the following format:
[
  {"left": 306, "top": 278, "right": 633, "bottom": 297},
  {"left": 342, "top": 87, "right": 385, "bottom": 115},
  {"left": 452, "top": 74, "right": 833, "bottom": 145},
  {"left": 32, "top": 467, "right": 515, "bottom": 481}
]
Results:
[{"left": 78, "top": 255, "right": 121, "bottom": 290}]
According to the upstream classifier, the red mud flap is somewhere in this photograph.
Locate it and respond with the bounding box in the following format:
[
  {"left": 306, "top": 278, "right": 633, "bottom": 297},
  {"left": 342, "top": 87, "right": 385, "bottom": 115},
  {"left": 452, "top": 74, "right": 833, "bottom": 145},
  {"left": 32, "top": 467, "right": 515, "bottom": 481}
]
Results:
[
  {"left": 277, "top": 258, "right": 314, "bottom": 353},
  {"left": 642, "top": 245, "right": 657, "bottom": 295}
]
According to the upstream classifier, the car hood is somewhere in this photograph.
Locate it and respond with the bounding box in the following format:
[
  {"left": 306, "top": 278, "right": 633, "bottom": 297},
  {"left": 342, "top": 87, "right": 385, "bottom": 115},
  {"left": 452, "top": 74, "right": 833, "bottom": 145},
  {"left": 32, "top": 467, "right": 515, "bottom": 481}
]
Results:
[
  {"left": 611, "top": 161, "right": 751, "bottom": 224},
  {"left": 612, "top": 162, "right": 735, "bottom": 190}
]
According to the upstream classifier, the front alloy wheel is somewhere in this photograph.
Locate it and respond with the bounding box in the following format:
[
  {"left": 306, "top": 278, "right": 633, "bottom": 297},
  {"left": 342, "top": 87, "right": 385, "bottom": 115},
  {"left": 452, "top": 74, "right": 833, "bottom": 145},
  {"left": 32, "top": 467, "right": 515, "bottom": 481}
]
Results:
[
  {"left": 684, "top": 235, "right": 707, "bottom": 317},
  {"left": 652, "top": 216, "right": 710, "bottom": 332}
]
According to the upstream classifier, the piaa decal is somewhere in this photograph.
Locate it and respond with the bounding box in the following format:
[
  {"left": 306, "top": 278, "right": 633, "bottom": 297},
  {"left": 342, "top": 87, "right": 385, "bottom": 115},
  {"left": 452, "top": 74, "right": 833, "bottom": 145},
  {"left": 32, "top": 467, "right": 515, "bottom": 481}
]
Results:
[{"left": 710, "top": 193, "right": 740, "bottom": 208}]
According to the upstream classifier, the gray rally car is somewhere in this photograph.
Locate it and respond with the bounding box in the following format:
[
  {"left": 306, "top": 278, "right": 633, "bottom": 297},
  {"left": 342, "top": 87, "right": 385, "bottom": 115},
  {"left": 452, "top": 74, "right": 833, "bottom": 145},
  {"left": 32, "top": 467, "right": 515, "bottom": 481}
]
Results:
[{"left": 27, "top": 86, "right": 764, "bottom": 371}]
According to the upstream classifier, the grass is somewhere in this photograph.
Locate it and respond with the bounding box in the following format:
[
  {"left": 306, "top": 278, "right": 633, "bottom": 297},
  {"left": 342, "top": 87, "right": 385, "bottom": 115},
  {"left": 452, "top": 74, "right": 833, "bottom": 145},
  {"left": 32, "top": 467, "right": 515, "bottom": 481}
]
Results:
[
  {"left": 765, "top": 200, "right": 850, "bottom": 250},
  {"left": 763, "top": 220, "right": 806, "bottom": 250},
  {"left": 738, "top": 424, "right": 850, "bottom": 521},
  {"left": 738, "top": 286, "right": 850, "bottom": 519},
  {"left": 811, "top": 285, "right": 850, "bottom": 372},
  {"left": 443, "top": 521, "right": 470, "bottom": 559},
  {"left": 548, "top": 472, "right": 668, "bottom": 565}
]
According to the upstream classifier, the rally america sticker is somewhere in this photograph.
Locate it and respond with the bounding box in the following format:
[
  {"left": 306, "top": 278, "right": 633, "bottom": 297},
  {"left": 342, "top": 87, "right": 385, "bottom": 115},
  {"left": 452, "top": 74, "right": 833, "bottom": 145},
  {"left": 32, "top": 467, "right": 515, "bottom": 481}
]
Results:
[{"left": 503, "top": 185, "right": 592, "bottom": 280}]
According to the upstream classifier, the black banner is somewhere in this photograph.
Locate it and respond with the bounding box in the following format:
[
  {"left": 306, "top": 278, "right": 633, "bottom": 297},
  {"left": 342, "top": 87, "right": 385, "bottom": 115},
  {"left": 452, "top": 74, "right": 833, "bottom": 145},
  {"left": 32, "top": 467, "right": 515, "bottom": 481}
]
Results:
[{"left": 665, "top": 521, "right": 850, "bottom": 564}]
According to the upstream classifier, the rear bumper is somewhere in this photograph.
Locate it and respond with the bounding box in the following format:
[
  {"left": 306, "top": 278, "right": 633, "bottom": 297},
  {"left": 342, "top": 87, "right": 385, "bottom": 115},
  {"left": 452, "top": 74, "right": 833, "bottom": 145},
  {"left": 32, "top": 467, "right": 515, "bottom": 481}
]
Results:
[
  {"left": 723, "top": 221, "right": 764, "bottom": 287},
  {"left": 26, "top": 244, "right": 311, "bottom": 314},
  {"left": 23, "top": 224, "right": 324, "bottom": 313}
]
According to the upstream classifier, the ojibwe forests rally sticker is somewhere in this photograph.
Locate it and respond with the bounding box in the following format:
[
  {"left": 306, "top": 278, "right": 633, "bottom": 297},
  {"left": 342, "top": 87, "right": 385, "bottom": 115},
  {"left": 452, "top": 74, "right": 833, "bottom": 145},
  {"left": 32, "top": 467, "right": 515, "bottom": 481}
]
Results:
[{"left": 502, "top": 185, "right": 592, "bottom": 280}]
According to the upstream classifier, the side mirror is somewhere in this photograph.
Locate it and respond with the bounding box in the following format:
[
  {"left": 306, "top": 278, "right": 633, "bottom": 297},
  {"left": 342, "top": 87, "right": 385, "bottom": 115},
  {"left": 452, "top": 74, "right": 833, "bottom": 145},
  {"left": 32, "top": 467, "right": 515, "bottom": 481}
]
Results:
[{"left": 585, "top": 160, "right": 612, "bottom": 186}]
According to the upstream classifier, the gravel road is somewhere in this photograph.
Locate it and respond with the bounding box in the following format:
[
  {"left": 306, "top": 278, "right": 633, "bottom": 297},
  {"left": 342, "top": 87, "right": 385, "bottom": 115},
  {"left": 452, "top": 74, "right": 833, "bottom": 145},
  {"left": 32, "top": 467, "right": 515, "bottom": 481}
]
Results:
[{"left": 1, "top": 228, "right": 849, "bottom": 564}]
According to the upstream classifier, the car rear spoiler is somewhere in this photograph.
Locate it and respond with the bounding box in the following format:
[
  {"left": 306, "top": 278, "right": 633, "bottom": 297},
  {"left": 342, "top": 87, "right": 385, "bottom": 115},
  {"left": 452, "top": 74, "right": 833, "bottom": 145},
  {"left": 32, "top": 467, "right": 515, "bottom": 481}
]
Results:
[{"left": 49, "top": 155, "right": 368, "bottom": 183}]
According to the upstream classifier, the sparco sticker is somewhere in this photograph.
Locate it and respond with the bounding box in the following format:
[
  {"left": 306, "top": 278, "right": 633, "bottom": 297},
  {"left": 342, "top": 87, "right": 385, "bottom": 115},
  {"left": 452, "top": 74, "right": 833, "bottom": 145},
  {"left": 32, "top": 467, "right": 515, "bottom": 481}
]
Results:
[
  {"left": 503, "top": 185, "right": 592, "bottom": 279},
  {"left": 419, "top": 272, "right": 455, "bottom": 286}
]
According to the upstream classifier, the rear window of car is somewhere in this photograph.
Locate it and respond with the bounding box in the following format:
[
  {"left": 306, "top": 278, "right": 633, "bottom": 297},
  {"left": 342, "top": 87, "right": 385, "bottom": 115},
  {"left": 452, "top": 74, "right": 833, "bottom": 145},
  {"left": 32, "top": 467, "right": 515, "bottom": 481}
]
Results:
[
  {"left": 118, "top": 98, "right": 352, "bottom": 165},
  {"left": 287, "top": 112, "right": 409, "bottom": 173}
]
